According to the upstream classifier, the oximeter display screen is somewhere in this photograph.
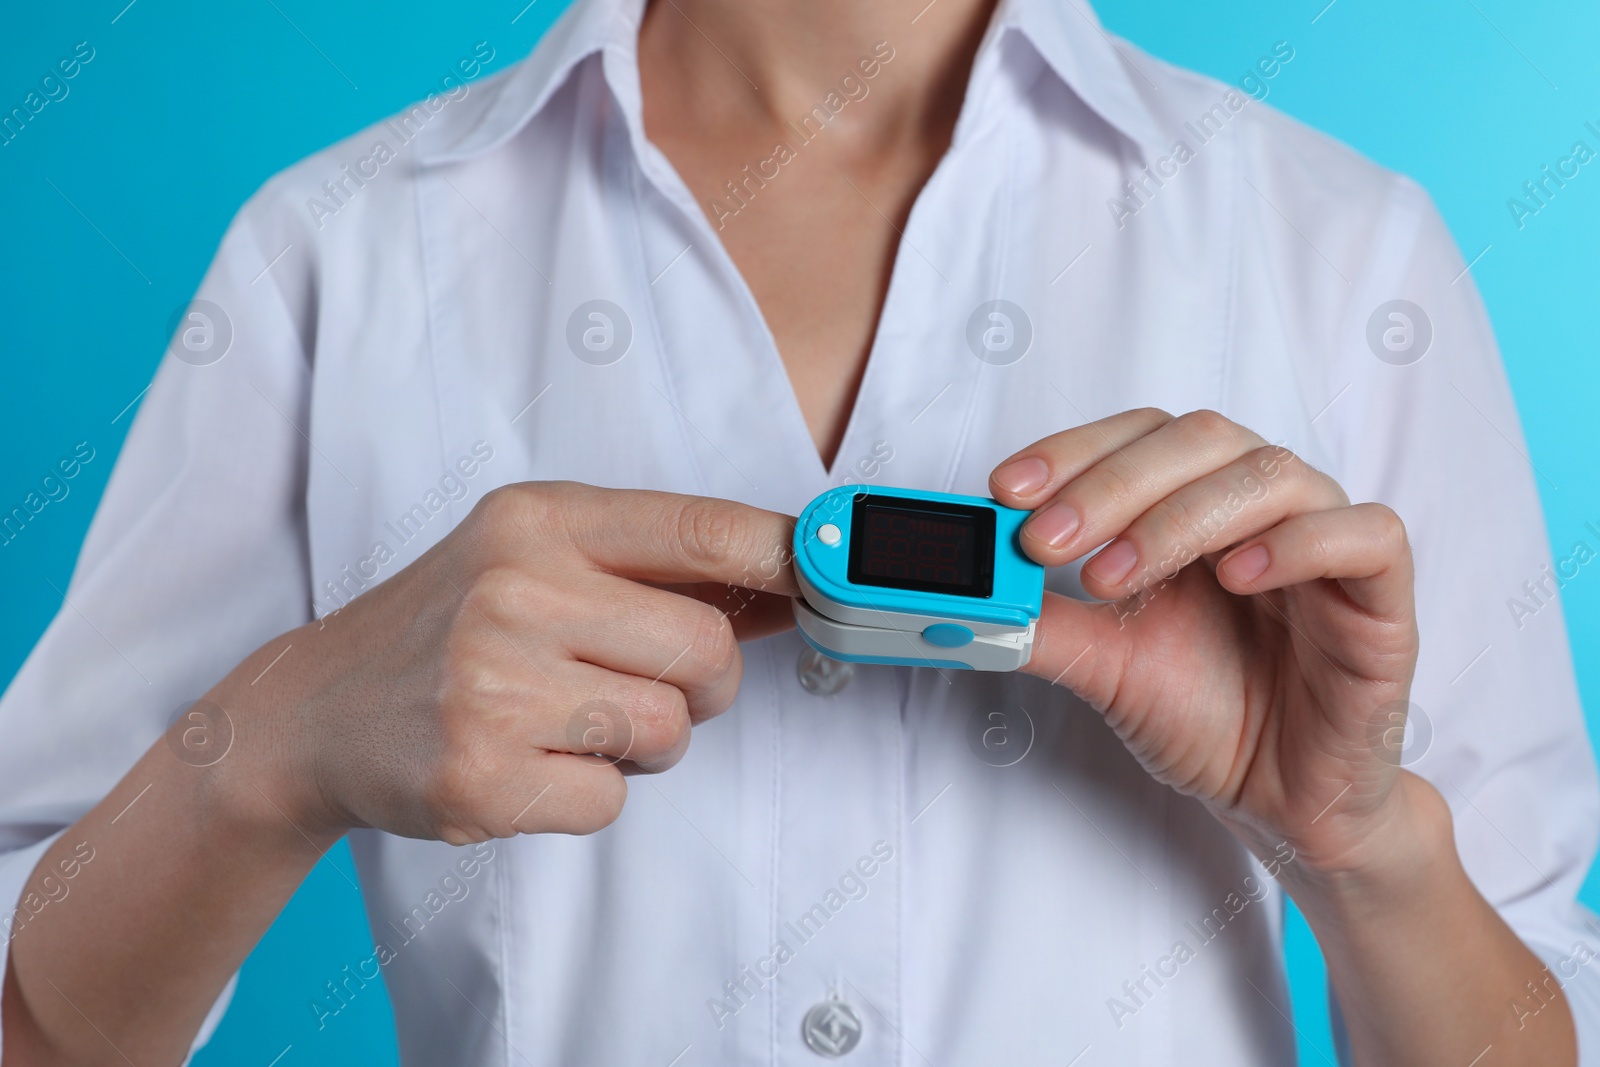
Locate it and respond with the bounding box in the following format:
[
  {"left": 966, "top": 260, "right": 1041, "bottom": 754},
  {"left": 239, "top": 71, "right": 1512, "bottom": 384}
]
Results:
[{"left": 847, "top": 495, "right": 996, "bottom": 598}]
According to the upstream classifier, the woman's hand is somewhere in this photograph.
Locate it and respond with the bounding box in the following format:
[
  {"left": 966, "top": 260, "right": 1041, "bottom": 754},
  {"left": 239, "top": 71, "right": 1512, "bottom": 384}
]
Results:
[
  {"left": 991, "top": 407, "right": 1574, "bottom": 1065},
  {"left": 225, "top": 481, "right": 798, "bottom": 844},
  {"left": 990, "top": 407, "right": 1422, "bottom": 876},
  {"left": 3, "top": 481, "right": 800, "bottom": 1067}
]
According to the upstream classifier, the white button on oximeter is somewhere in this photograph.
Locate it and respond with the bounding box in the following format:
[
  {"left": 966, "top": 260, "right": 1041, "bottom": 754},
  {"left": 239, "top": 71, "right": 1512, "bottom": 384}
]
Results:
[{"left": 791, "top": 486, "right": 1046, "bottom": 672}]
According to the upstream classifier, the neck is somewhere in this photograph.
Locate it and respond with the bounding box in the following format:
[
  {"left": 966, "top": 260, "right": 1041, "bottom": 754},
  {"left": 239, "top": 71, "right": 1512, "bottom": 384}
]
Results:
[{"left": 638, "top": 0, "right": 1000, "bottom": 152}]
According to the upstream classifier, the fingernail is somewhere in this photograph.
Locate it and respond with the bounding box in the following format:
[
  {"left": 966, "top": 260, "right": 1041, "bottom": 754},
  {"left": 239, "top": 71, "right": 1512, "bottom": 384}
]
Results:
[
  {"left": 1026, "top": 502, "right": 1080, "bottom": 548},
  {"left": 1085, "top": 539, "right": 1137, "bottom": 585},
  {"left": 1224, "top": 544, "right": 1270, "bottom": 583},
  {"left": 992, "top": 457, "right": 1049, "bottom": 496}
]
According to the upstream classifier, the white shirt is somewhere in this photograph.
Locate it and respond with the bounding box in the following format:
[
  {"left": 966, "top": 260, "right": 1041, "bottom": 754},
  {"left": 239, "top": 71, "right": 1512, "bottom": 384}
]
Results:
[{"left": 3, "top": 0, "right": 1597, "bottom": 1062}]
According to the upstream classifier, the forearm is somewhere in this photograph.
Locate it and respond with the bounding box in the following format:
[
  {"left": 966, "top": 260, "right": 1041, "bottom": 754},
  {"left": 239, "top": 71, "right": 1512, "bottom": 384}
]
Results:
[
  {"left": 1288, "top": 773, "right": 1575, "bottom": 1066},
  {"left": 1, "top": 647, "right": 338, "bottom": 1067}
]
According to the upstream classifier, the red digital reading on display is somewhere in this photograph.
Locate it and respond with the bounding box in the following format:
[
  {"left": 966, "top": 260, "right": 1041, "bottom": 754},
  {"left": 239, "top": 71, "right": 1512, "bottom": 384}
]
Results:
[{"left": 859, "top": 507, "right": 977, "bottom": 588}]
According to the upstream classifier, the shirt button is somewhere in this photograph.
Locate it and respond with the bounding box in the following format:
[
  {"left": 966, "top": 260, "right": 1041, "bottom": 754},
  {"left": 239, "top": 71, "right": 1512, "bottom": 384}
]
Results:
[
  {"left": 797, "top": 646, "right": 854, "bottom": 696},
  {"left": 801, "top": 999, "right": 863, "bottom": 1057}
]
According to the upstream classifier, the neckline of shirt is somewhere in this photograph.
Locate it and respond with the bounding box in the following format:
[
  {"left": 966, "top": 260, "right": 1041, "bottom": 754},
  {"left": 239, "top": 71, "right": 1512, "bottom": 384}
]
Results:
[{"left": 414, "top": 0, "right": 1169, "bottom": 168}]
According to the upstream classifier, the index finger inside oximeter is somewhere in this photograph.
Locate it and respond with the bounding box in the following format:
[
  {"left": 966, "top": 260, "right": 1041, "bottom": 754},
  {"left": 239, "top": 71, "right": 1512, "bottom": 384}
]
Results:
[{"left": 792, "top": 486, "right": 1046, "bottom": 671}]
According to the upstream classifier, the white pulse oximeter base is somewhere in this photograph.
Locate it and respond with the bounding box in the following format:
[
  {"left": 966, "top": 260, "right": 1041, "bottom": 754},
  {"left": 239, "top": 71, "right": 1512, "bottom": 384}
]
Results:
[{"left": 791, "top": 486, "right": 1046, "bottom": 672}]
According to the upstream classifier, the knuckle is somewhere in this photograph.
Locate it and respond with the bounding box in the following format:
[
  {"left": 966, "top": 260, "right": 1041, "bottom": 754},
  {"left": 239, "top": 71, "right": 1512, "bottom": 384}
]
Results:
[
  {"left": 1081, "top": 458, "right": 1144, "bottom": 508},
  {"left": 438, "top": 636, "right": 511, "bottom": 711},
  {"left": 1174, "top": 407, "right": 1236, "bottom": 441},
  {"left": 474, "top": 483, "right": 533, "bottom": 528},
  {"left": 1131, "top": 406, "right": 1174, "bottom": 428},
  {"left": 676, "top": 498, "right": 742, "bottom": 568},
  {"left": 1251, "top": 442, "right": 1300, "bottom": 469},
  {"left": 471, "top": 482, "right": 568, "bottom": 551},
  {"left": 1299, "top": 512, "right": 1339, "bottom": 566},
  {"left": 686, "top": 603, "right": 739, "bottom": 679},
  {"left": 437, "top": 824, "right": 496, "bottom": 847},
  {"left": 1153, "top": 494, "right": 1220, "bottom": 548},
  {"left": 564, "top": 771, "right": 628, "bottom": 835},
  {"left": 458, "top": 565, "right": 523, "bottom": 623},
  {"left": 437, "top": 634, "right": 540, "bottom": 735},
  {"left": 697, "top": 673, "right": 741, "bottom": 721},
  {"left": 1364, "top": 503, "right": 1408, "bottom": 552},
  {"left": 1246, "top": 443, "right": 1301, "bottom": 484},
  {"left": 632, "top": 684, "right": 690, "bottom": 740},
  {"left": 452, "top": 565, "right": 561, "bottom": 643},
  {"left": 657, "top": 701, "right": 692, "bottom": 753},
  {"left": 425, "top": 744, "right": 504, "bottom": 838}
]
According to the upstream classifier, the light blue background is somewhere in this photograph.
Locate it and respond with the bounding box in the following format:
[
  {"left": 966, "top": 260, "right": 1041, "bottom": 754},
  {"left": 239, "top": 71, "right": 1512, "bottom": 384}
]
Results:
[{"left": 2, "top": 0, "right": 1596, "bottom": 1063}]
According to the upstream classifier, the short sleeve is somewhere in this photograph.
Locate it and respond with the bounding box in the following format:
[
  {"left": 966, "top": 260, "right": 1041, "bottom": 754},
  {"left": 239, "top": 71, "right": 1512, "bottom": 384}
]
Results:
[
  {"left": 0, "top": 183, "right": 316, "bottom": 1058},
  {"left": 1322, "top": 176, "right": 1600, "bottom": 1060}
]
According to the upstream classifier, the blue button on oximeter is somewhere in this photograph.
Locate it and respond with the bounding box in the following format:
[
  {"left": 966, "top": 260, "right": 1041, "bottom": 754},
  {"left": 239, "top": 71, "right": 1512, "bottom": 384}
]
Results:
[{"left": 791, "top": 486, "right": 1046, "bottom": 671}]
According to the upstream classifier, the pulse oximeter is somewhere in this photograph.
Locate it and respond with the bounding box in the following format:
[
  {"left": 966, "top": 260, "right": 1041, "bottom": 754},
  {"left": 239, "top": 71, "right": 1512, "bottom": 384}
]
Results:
[{"left": 791, "top": 486, "right": 1046, "bottom": 671}]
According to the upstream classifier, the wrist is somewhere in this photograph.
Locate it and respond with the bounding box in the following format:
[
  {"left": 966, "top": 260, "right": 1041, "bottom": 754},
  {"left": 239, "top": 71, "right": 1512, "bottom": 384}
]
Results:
[
  {"left": 202, "top": 629, "right": 349, "bottom": 849},
  {"left": 1276, "top": 773, "right": 1462, "bottom": 926}
]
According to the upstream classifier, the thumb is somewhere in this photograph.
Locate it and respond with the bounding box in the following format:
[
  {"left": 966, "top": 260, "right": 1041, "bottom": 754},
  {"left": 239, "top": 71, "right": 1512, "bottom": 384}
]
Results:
[
  {"left": 559, "top": 485, "right": 801, "bottom": 598},
  {"left": 1021, "top": 591, "right": 1128, "bottom": 708}
]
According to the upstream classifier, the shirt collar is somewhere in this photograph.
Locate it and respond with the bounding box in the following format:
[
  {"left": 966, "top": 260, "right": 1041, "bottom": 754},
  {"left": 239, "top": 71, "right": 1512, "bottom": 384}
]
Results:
[
  {"left": 418, "top": 0, "right": 1166, "bottom": 166},
  {"left": 990, "top": 0, "right": 1167, "bottom": 160},
  {"left": 418, "top": 0, "right": 642, "bottom": 165}
]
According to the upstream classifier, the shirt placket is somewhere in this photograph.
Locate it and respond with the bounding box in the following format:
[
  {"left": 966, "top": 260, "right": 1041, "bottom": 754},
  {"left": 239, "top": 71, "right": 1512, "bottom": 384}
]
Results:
[{"left": 598, "top": 25, "right": 1040, "bottom": 1061}]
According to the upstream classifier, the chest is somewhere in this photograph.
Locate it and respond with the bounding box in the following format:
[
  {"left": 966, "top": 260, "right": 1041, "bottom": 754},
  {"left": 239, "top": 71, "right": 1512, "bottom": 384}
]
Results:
[
  {"left": 645, "top": 114, "right": 947, "bottom": 466},
  {"left": 306, "top": 65, "right": 1333, "bottom": 1065},
  {"left": 299, "top": 64, "right": 1332, "bottom": 599}
]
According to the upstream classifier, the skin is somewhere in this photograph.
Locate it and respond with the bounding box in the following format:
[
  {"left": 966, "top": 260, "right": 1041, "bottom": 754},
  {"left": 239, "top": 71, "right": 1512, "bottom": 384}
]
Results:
[
  {"left": 2, "top": 0, "right": 1577, "bottom": 1063},
  {"left": 994, "top": 410, "right": 1575, "bottom": 1065},
  {"left": 638, "top": 0, "right": 992, "bottom": 466},
  {"left": 2, "top": 485, "right": 800, "bottom": 1065}
]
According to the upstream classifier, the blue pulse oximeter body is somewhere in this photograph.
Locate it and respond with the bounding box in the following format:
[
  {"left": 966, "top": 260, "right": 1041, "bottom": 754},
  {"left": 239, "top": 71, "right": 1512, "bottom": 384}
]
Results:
[{"left": 791, "top": 486, "right": 1046, "bottom": 671}]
